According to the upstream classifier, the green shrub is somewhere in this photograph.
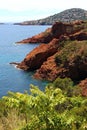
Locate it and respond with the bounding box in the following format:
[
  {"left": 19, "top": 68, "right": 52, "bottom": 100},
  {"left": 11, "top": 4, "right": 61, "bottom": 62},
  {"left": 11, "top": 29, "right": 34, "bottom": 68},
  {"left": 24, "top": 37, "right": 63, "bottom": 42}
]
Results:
[
  {"left": 55, "top": 40, "right": 87, "bottom": 66},
  {"left": 0, "top": 79, "right": 87, "bottom": 130}
]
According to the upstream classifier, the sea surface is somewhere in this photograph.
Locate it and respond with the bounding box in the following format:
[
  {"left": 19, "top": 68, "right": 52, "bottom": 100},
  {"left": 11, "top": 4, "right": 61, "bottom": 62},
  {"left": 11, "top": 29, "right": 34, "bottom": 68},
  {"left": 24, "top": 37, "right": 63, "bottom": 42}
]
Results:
[{"left": 0, "top": 24, "right": 50, "bottom": 97}]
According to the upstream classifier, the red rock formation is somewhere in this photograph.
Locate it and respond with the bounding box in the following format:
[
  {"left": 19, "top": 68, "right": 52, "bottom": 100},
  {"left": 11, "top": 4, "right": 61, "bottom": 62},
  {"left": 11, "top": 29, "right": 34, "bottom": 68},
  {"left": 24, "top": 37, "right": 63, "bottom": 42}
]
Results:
[
  {"left": 16, "top": 21, "right": 87, "bottom": 83},
  {"left": 17, "top": 38, "right": 60, "bottom": 70},
  {"left": 70, "top": 31, "right": 87, "bottom": 40},
  {"left": 34, "top": 55, "right": 87, "bottom": 81},
  {"left": 79, "top": 78, "right": 87, "bottom": 96},
  {"left": 51, "top": 22, "right": 73, "bottom": 38},
  {"left": 34, "top": 40, "right": 87, "bottom": 81},
  {"left": 34, "top": 54, "right": 67, "bottom": 81},
  {"left": 17, "top": 21, "right": 84, "bottom": 44},
  {"left": 17, "top": 28, "right": 53, "bottom": 43}
]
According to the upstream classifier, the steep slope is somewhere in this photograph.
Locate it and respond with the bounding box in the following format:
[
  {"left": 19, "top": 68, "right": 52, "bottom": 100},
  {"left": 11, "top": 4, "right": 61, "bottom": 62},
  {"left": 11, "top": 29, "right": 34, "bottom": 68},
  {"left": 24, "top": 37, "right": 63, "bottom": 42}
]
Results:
[
  {"left": 12, "top": 20, "right": 87, "bottom": 96},
  {"left": 34, "top": 40, "right": 87, "bottom": 81},
  {"left": 17, "top": 39, "right": 59, "bottom": 70},
  {"left": 15, "top": 8, "right": 87, "bottom": 25},
  {"left": 15, "top": 21, "right": 87, "bottom": 83}
]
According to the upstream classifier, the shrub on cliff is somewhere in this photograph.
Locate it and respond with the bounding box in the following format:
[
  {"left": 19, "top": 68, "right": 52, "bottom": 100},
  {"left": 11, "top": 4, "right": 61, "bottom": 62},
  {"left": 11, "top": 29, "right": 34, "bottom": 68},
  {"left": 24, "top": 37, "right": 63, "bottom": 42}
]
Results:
[
  {"left": 51, "top": 77, "right": 82, "bottom": 97},
  {"left": 55, "top": 40, "right": 87, "bottom": 80},
  {"left": 55, "top": 40, "right": 87, "bottom": 66}
]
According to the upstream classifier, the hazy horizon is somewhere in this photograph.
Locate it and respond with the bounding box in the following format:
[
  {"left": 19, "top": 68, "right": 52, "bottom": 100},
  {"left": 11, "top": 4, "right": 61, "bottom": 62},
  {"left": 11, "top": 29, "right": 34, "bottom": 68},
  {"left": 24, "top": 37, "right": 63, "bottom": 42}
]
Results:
[{"left": 0, "top": 0, "right": 87, "bottom": 23}]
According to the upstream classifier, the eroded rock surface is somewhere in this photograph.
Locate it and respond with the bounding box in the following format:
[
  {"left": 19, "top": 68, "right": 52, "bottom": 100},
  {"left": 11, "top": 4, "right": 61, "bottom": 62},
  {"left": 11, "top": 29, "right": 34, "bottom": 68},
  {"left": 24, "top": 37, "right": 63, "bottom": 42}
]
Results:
[
  {"left": 34, "top": 40, "right": 87, "bottom": 81},
  {"left": 16, "top": 21, "right": 87, "bottom": 84},
  {"left": 17, "top": 38, "right": 60, "bottom": 70},
  {"left": 17, "top": 21, "right": 85, "bottom": 44}
]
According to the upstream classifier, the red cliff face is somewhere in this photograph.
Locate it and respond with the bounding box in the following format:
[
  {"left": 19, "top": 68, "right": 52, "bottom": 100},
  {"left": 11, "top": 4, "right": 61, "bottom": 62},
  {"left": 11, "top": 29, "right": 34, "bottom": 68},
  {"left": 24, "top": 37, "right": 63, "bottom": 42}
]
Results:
[
  {"left": 34, "top": 54, "right": 67, "bottom": 81},
  {"left": 51, "top": 22, "right": 73, "bottom": 38},
  {"left": 34, "top": 51, "right": 87, "bottom": 81},
  {"left": 16, "top": 21, "right": 87, "bottom": 94},
  {"left": 34, "top": 54, "right": 58, "bottom": 81},
  {"left": 17, "top": 28, "right": 53, "bottom": 43},
  {"left": 17, "top": 21, "right": 85, "bottom": 44},
  {"left": 17, "top": 38, "right": 60, "bottom": 70},
  {"left": 34, "top": 40, "right": 87, "bottom": 81}
]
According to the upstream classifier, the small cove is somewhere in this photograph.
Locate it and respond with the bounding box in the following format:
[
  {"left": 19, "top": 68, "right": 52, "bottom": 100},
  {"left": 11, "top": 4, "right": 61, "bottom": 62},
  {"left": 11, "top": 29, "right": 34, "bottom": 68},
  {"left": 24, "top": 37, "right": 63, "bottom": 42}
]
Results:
[{"left": 0, "top": 24, "right": 50, "bottom": 97}]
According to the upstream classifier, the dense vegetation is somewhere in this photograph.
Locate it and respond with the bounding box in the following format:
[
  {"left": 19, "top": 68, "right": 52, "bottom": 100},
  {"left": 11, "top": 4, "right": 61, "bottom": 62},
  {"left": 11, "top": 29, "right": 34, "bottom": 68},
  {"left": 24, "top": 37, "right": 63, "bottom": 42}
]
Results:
[
  {"left": 0, "top": 78, "right": 87, "bottom": 130},
  {"left": 55, "top": 40, "right": 87, "bottom": 66},
  {"left": 54, "top": 39, "right": 87, "bottom": 81}
]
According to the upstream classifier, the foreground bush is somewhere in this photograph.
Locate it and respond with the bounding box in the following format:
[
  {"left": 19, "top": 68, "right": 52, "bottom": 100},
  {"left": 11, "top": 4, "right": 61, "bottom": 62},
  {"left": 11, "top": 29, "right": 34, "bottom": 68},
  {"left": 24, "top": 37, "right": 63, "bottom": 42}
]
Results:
[{"left": 0, "top": 78, "right": 87, "bottom": 130}]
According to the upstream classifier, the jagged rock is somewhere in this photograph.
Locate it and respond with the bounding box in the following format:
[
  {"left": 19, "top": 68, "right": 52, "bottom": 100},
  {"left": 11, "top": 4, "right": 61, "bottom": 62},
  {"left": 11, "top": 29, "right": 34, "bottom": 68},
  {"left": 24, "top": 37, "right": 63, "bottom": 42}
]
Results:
[
  {"left": 17, "top": 28, "right": 53, "bottom": 43},
  {"left": 52, "top": 22, "right": 73, "bottom": 37},
  {"left": 10, "top": 62, "right": 20, "bottom": 65},
  {"left": 17, "top": 21, "right": 83, "bottom": 44},
  {"left": 17, "top": 38, "right": 60, "bottom": 70},
  {"left": 34, "top": 40, "right": 87, "bottom": 81},
  {"left": 34, "top": 54, "right": 58, "bottom": 81},
  {"left": 34, "top": 54, "right": 66, "bottom": 81},
  {"left": 16, "top": 21, "right": 87, "bottom": 83}
]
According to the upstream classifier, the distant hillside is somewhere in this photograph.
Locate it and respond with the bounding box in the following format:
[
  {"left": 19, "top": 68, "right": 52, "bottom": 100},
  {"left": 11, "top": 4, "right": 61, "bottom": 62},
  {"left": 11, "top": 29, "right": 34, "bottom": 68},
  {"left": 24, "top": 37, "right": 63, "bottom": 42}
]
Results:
[
  {"left": 15, "top": 8, "right": 87, "bottom": 25},
  {"left": 0, "top": 23, "right": 4, "bottom": 24}
]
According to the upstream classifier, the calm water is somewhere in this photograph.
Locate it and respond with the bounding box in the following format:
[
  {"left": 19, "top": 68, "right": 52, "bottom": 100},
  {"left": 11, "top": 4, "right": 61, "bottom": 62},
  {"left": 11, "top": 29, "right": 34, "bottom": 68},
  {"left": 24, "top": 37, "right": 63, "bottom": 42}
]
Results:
[{"left": 0, "top": 24, "right": 50, "bottom": 97}]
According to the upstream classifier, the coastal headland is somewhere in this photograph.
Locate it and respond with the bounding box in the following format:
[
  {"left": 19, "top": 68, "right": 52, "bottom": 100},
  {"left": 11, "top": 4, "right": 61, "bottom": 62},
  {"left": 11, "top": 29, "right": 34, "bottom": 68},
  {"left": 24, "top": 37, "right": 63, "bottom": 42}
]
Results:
[{"left": 14, "top": 20, "right": 87, "bottom": 96}]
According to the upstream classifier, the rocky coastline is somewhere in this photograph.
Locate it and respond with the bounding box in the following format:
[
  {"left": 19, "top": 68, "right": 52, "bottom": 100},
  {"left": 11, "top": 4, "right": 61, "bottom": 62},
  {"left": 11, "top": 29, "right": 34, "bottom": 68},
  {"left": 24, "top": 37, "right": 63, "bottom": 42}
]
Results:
[{"left": 13, "top": 20, "right": 87, "bottom": 96}]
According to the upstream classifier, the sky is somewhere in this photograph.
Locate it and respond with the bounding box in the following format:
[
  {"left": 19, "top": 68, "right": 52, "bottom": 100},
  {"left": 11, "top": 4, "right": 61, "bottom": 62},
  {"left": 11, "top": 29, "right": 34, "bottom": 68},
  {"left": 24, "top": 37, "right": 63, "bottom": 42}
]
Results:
[{"left": 0, "top": 0, "right": 87, "bottom": 22}]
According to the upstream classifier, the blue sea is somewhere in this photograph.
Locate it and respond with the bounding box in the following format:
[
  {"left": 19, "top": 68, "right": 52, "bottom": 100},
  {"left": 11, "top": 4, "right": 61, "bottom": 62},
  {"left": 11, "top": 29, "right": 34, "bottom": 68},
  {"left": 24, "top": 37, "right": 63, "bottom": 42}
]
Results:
[{"left": 0, "top": 24, "right": 50, "bottom": 97}]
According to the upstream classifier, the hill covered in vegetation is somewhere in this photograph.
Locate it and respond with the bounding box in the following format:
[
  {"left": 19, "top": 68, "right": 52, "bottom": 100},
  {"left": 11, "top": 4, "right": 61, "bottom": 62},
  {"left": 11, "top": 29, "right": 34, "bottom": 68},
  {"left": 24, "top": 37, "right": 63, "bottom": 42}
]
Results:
[{"left": 15, "top": 8, "right": 87, "bottom": 25}]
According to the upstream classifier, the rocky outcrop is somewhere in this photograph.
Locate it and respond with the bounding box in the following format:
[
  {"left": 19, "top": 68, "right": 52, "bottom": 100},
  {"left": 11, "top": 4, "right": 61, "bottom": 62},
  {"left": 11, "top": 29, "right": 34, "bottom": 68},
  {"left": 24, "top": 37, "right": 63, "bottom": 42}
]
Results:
[
  {"left": 17, "top": 21, "right": 84, "bottom": 44},
  {"left": 34, "top": 54, "right": 57, "bottom": 81},
  {"left": 11, "top": 20, "right": 87, "bottom": 98},
  {"left": 34, "top": 40, "right": 87, "bottom": 81},
  {"left": 70, "top": 31, "right": 87, "bottom": 40},
  {"left": 16, "top": 21, "right": 87, "bottom": 84},
  {"left": 17, "top": 28, "right": 53, "bottom": 44},
  {"left": 33, "top": 55, "right": 63, "bottom": 81},
  {"left": 79, "top": 78, "right": 87, "bottom": 96},
  {"left": 17, "top": 38, "right": 60, "bottom": 70}
]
